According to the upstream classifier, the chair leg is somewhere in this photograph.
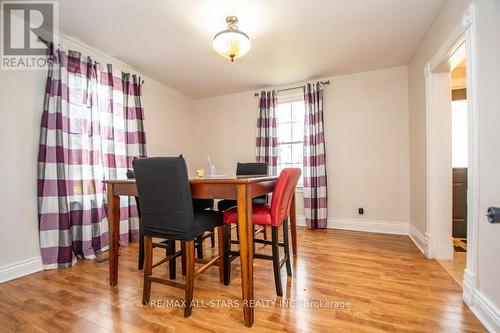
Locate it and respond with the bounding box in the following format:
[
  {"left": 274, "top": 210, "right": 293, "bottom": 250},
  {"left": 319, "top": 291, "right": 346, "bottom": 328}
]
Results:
[
  {"left": 223, "top": 224, "right": 231, "bottom": 285},
  {"left": 136, "top": 197, "right": 144, "bottom": 270},
  {"left": 271, "top": 226, "right": 283, "bottom": 296},
  {"left": 196, "top": 235, "right": 203, "bottom": 259},
  {"left": 138, "top": 219, "right": 145, "bottom": 270},
  {"left": 184, "top": 240, "right": 195, "bottom": 318},
  {"left": 167, "top": 240, "right": 176, "bottom": 280},
  {"left": 216, "top": 226, "right": 225, "bottom": 284},
  {"left": 181, "top": 242, "right": 186, "bottom": 276},
  {"left": 142, "top": 236, "right": 153, "bottom": 305},
  {"left": 210, "top": 230, "right": 216, "bottom": 248},
  {"left": 283, "top": 220, "right": 292, "bottom": 277},
  {"left": 263, "top": 225, "right": 268, "bottom": 240}
]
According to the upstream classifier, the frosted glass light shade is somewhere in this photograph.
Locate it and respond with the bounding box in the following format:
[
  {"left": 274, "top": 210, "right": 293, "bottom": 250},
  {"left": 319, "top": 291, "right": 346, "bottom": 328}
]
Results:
[{"left": 212, "top": 29, "right": 251, "bottom": 61}]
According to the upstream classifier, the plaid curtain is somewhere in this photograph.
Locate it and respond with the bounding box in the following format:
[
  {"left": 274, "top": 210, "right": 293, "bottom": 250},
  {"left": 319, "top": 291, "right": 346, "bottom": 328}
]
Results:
[
  {"left": 37, "top": 47, "right": 146, "bottom": 269},
  {"left": 303, "top": 82, "right": 328, "bottom": 229},
  {"left": 255, "top": 90, "right": 278, "bottom": 175}
]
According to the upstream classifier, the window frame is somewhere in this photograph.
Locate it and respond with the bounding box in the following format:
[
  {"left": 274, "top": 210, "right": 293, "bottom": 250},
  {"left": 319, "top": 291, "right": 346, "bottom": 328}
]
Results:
[{"left": 276, "top": 94, "right": 305, "bottom": 187}]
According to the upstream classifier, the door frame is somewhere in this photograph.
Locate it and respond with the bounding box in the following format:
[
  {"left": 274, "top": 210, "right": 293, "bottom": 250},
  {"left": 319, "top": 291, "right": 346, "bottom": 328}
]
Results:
[{"left": 424, "top": 4, "right": 478, "bottom": 305}]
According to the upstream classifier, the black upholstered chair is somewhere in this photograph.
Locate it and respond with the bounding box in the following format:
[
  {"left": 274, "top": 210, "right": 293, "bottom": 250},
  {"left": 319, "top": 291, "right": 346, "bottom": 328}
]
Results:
[
  {"left": 133, "top": 156, "right": 226, "bottom": 317},
  {"left": 217, "top": 162, "right": 269, "bottom": 241},
  {"left": 192, "top": 199, "right": 216, "bottom": 259},
  {"left": 130, "top": 173, "right": 174, "bottom": 272},
  {"left": 133, "top": 179, "right": 216, "bottom": 269},
  {"left": 217, "top": 162, "right": 269, "bottom": 211}
]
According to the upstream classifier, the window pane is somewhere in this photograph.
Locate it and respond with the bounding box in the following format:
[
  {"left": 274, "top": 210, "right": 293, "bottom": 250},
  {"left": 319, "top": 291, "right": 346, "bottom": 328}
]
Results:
[
  {"left": 279, "top": 144, "right": 292, "bottom": 164},
  {"left": 278, "top": 123, "right": 291, "bottom": 143},
  {"left": 276, "top": 103, "right": 289, "bottom": 123},
  {"left": 291, "top": 121, "right": 304, "bottom": 142},
  {"left": 277, "top": 163, "right": 288, "bottom": 176},
  {"left": 277, "top": 100, "right": 305, "bottom": 183},
  {"left": 291, "top": 143, "right": 303, "bottom": 164},
  {"left": 291, "top": 101, "right": 305, "bottom": 122},
  {"left": 277, "top": 102, "right": 291, "bottom": 124}
]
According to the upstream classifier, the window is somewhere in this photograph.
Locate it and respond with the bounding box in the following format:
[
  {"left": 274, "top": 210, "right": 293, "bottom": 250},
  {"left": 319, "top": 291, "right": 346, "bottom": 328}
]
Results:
[{"left": 276, "top": 98, "right": 305, "bottom": 185}]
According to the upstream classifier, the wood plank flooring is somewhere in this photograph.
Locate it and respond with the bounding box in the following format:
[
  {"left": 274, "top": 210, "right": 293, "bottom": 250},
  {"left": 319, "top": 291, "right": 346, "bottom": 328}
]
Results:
[
  {"left": 438, "top": 251, "right": 467, "bottom": 287},
  {"left": 0, "top": 228, "right": 486, "bottom": 332}
]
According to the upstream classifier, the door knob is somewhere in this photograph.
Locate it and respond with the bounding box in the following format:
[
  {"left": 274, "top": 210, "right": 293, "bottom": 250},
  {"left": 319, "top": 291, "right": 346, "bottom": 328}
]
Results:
[{"left": 486, "top": 207, "right": 500, "bottom": 223}]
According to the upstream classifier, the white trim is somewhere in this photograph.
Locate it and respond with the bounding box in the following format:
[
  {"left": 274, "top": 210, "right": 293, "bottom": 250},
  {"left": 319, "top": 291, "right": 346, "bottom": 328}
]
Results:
[
  {"left": 424, "top": 61, "right": 438, "bottom": 259},
  {"left": 423, "top": 4, "right": 493, "bottom": 331},
  {"left": 429, "top": 12, "right": 471, "bottom": 72},
  {"left": 296, "top": 216, "right": 409, "bottom": 235},
  {"left": 0, "top": 257, "right": 43, "bottom": 283},
  {"left": 463, "top": 268, "right": 475, "bottom": 306},
  {"left": 425, "top": 69, "right": 453, "bottom": 260},
  {"left": 296, "top": 215, "right": 306, "bottom": 226},
  {"left": 467, "top": 290, "right": 500, "bottom": 333},
  {"left": 409, "top": 224, "right": 430, "bottom": 257},
  {"left": 425, "top": 3, "right": 479, "bottom": 262},
  {"left": 463, "top": 3, "right": 480, "bottom": 296}
]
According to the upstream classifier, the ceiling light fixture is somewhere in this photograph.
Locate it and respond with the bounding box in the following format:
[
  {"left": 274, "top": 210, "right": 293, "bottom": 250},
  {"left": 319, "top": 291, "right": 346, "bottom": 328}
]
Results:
[{"left": 212, "top": 16, "right": 251, "bottom": 62}]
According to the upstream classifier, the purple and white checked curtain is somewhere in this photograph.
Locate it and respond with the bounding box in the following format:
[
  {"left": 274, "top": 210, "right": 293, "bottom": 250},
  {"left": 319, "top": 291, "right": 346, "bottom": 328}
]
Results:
[
  {"left": 256, "top": 90, "right": 278, "bottom": 175},
  {"left": 303, "top": 82, "right": 328, "bottom": 229},
  {"left": 37, "top": 47, "right": 146, "bottom": 269}
]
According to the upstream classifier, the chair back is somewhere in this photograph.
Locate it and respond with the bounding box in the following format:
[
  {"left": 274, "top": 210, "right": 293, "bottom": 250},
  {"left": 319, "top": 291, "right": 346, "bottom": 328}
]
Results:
[
  {"left": 270, "top": 168, "right": 302, "bottom": 226},
  {"left": 237, "top": 162, "right": 268, "bottom": 203},
  {"left": 132, "top": 156, "right": 195, "bottom": 240},
  {"left": 236, "top": 162, "right": 268, "bottom": 176}
]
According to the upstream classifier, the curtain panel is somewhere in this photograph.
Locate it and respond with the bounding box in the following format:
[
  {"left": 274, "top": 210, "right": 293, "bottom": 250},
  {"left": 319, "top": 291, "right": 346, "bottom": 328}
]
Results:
[
  {"left": 255, "top": 90, "right": 278, "bottom": 175},
  {"left": 303, "top": 82, "right": 328, "bottom": 229},
  {"left": 37, "top": 47, "right": 146, "bottom": 269}
]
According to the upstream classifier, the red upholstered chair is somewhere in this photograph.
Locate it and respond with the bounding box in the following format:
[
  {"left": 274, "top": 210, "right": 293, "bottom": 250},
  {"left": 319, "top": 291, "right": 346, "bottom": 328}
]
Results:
[{"left": 222, "top": 168, "right": 301, "bottom": 296}]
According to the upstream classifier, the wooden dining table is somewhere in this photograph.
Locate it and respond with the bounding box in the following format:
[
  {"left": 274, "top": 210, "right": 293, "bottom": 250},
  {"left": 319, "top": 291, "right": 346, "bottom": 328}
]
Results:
[{"left": 103, "top": 175, "right": 298, "bottom": 327}]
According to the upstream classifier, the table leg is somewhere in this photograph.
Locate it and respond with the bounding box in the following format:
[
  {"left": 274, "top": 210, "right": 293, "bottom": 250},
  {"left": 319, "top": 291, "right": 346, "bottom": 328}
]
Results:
[
  {"left": 290, "top": 192, "right": 298, "bottom": 256},
  {"left": 107, "top": 185, "right": 120, "bottom": 286},
  {"left": 236, "top": 184, "right": 254, "bottom": 327}
]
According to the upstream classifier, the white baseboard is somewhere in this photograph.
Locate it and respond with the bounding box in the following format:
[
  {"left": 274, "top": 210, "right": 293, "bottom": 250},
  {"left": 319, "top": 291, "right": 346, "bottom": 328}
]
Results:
[
  {"left": 466, "top": 288, "right": 500, "bottom": 333},
  {"left": 295, "top": 216, "right": 409, "bottom": 235},
  {"left": 0, "top": 257, "right": 43, "bottom": 283},
  {"left": 409, "top": 224, "right": 430, "bottom": 257},
  {"left": 296, "top": 215, "right": 307, "bottom": 226},
  {"left": 463, "top": 269, "right": 475, "bottom": 306},
  {"left": 297, "top": 216, "right": 498, "bottom": 332}
]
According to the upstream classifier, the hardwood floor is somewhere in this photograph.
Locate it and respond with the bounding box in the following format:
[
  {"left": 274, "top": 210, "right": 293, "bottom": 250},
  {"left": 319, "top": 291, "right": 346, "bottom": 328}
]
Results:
[
  {"left": 0, "top": 228, "right": 486, "bottom": 332},
  {"left": 438, "top": 251, "right": 467, "bottom": 287}
]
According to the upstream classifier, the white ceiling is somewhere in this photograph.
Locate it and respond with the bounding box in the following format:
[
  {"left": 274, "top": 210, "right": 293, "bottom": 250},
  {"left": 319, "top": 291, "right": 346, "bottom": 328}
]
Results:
[{"left": 58, "top": 0, "right": 444, "bottom": 98}]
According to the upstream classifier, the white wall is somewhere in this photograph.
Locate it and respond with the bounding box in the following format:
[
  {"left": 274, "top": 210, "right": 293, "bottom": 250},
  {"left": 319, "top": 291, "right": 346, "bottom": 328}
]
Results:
[
  {"left": 193, "top": 66, "right": 409, "bottom": 231},
  {"left": 408, "top": 0, "right": 471, "bottom": 238},
  {"left": 408, "top": 0, "right": 500, "bottom": 330},
  {"left": 0, "top": 36, "right": 195, "bottom": 279},
  {"left": 474, "top": 0, "right": 500, "bottom": 329}
]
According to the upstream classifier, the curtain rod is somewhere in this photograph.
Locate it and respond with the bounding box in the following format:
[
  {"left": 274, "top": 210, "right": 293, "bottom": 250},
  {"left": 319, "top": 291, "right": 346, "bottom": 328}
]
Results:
[
  {"left": 37, "top": 35, "right": 51, "bottom": 47},
  {"left": 254, "top": 80, "right": 330, "bottom": 97},
  {"left": 37, "top": 36, "right": 145, "bottom": 84}
]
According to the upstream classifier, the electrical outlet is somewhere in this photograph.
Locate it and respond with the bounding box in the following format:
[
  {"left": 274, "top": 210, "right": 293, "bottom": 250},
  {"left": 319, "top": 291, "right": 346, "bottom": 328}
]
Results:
[{"left": 358, "top": 207, "right": 364, "bottom": 215}]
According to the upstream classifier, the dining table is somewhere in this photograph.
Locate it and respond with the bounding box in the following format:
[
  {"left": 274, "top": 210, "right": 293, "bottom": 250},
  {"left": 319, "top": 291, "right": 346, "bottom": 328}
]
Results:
[{"left": 102, "top": 175, "right": 298, "bottom": 327}]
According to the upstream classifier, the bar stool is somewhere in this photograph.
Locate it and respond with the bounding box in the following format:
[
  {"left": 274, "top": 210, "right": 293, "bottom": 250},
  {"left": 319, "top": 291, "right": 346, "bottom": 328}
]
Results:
[
  {"left": 133, "top": 156, "right": 227, "bottom": 317},
  {"left": 222, "top": 168, "right": 301, "bottom": 296}
]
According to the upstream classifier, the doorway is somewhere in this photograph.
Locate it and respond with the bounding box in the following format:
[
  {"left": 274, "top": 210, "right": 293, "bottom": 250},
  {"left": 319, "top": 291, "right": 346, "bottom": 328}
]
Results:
[
  {"left": 438, "top": 56, "right": 468, "bottom": 286},
  {"left": 424, "top": 4, "right": 478, "bottom": 304}
]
